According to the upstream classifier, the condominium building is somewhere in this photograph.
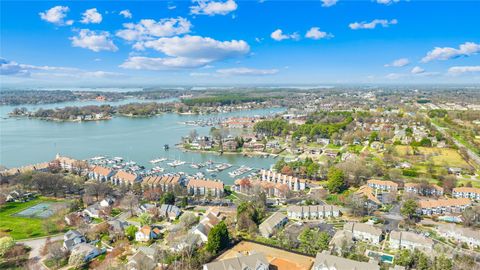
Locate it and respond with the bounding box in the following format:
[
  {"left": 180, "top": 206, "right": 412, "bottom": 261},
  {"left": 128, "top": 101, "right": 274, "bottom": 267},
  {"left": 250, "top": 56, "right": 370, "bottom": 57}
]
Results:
[{"left": 260, "top": 170, "right": 306, "bottom": 191}]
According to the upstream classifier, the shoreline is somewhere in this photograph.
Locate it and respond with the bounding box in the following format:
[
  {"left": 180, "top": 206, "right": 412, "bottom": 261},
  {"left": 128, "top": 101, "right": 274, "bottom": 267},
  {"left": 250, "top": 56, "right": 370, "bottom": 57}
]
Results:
[{"left": 176, "top": 144, "right": 280, "bottom": 158}]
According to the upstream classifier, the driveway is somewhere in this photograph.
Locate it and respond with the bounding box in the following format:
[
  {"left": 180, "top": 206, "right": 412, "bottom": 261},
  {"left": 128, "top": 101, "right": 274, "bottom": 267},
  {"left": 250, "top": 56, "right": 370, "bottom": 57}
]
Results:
[{"left": 18, "top": 234, "right": 63, "bottom": 270}]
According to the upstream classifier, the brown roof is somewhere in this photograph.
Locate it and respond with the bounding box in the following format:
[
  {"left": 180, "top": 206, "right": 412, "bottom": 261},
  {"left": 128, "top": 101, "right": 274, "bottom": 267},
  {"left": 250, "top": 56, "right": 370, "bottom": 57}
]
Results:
[
  {"left": 92, "top": 165, "right": 112, "bottom": 176},
  {"left": 453, "top": 187, "right": 480, "bottom": 194},
  {"left": 355, "top": 185, "right": 382, "bottom": 205},
  {"left": 187, "top": 178, "right": 224, "bottom": 190},
  {"left": 418, "top": 198, "right": 471, "bottom": 208},
  {"left": 114, "top": 170, "right": 138, "bottom": 183},
  {"left": 140, "top": 225, "right": 151, "bottom": 235}
]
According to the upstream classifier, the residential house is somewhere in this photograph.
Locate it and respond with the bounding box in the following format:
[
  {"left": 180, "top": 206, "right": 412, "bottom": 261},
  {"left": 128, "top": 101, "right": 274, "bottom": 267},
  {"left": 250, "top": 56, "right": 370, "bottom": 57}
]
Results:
[
  {"left": 55, "top": 154, "right": 83, "bottom": 172},
  {"left": 437, "top": 224, "right": 480, "bottom": 247},
  {"left": 135, "top": 225, "right": 161, "bottom": 242},
  {"left": 287, "top": 204, "right": 341, "bottom": 220},
  {"left": 84, "top": 203, "right": 102, "bottom": 219},
  {"left": 111, "top": 170, "right": 140, "bottom": 185},
  {"left": 417, "top": 198, "right": 472, "bottom": 216},
  {"left": 355, "top": 185, "right": 382, "bottom": 207},
  {"left": 89, "top": 165, "right": 114, "bottom": 182},
  {"left": 452, "top": 187, "right": 480, "bottom": 201},
  {"left": 367, "top": 179, "right": 398, "bottom": 192},
  {"left": 344, "top": 222, "right": 383, "bottom": 244},
  {"left": 100, "top": 197, "right": 115, "bottom": 208},
  {"left": 259, "top": 212, "right": 288, "bottom": 238},
  {"left": 329, "top": 230, "right": 353, "bottom": 255},
  {"left": 159, "top": 204, "right": 182, "bottom": 220},
  {"left": 389, "top": 230, "right": 434, "bottom": 252},
  {"left": 128, "top": 247, "right": 156, "bottom": 270},
  {"left": 312, "top": 251, "right": 380, "bottom": 270},
  {"left": 203, "top": 253, "right": 270, "bottom": 270},
  {"left": 108, "top": 220, "right": 128, "bottom": 234},
  {"left": 142, "top": 175, "right": 182, "bottom": 192},
  {"left": 63, "top": 230, "right": 86, "bottom": 251},
  {"left": 70, "top": 243, "right": 102, "bottom": 262},
  {"left": 6, "top": 190, "right": 36, "bottom": 202},
  {"left": 404, "top": 183, "right": 444, "bottom": 197},
  {"left": 222, "top": 140, "right": 238, "bottom": 152},
  {"left": 138, "top": 203, "right": 156, "bottom": 214},
  {"left": 187, "top": 179, "right": 224, "bottom": 197},
  {"left": 192, "top": 211, "right": 222, "bottom": 242},
  {"left": 260, "top": 170, "right": 306, "bottom": 191}
]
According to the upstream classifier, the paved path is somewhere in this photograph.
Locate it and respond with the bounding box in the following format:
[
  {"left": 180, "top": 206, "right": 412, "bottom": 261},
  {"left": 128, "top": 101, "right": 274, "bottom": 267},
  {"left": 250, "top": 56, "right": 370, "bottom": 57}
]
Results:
[{"left": 18, "top": 234, "right": 63, "bottom": 270}]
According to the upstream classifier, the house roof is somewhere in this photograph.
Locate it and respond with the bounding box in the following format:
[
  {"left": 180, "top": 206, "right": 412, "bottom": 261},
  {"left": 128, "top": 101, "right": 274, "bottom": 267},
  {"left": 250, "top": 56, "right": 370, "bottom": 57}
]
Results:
[
  {"left": 187, "top": 178, "right": 224, "bottom": 190},
  {"left": 259, "top": 212, "right": 287, "bottom": 236},
  {"left": 418, "top": 198, "right": 471, "bottom": 209},
  {"left": 287, "top": 204, "right": 340, "bottom": 214},
  {"left": 140, "top": 225, "right": 151, "bottom": 235},
  {"left": 313, "top": 251, "right": 380, "bottom": 270},
  {"left": 114, "top": 170, "right": 138, "bottom": 183},
  {"left": 367, "top": 179, "right": 398, "bottom": 188},
  {"left": 344, "top": 222, "right": 382, "bottom": 237},
  {"left": 390, "top": 230, "right": 433, "bottom": 247},
  {"left": 405, "top": 182, "right": 444, "bottom": 191},
  {"left": 92, "top": 165, "right": 112, "bottom": 176},
  {"left": 452, "top": 187, "right": 480, "bottom": 194},
  {"left": 204, "top": 253, "right": 269, "bottom": 270},
  {"left": 355, "top": 185, "right": 382, "bottom": 205}
]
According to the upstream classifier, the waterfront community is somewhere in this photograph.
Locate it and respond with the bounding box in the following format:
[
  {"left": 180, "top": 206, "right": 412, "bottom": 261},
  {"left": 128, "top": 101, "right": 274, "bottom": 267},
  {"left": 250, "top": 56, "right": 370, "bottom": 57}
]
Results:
[{"left": 1, "top": 87, "right": 480, "bottom": 270}]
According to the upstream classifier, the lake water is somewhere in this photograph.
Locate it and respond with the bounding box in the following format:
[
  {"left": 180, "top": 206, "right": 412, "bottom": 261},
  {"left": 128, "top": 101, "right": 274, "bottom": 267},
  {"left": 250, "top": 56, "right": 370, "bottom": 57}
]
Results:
[{"left": 0, "top": 98, "right": 284, "bottom": 184}]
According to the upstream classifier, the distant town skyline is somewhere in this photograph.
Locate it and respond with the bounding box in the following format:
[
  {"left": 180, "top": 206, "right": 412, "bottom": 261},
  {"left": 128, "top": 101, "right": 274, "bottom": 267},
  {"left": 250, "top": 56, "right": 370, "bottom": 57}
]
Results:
[{"left": 1, "top": 0, "right": 480, "bottom": 87}]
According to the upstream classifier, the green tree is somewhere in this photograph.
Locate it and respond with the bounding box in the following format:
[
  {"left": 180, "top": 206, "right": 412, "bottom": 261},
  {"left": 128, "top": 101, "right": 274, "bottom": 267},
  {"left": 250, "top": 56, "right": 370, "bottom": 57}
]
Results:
[
  {"left": 125, "top": 225, "right": 138, "bottom": 241},
  {"left": 434, "top": 254, "right": 452, "bottom": 270},
  {"left": 0, "top": 236, "right": 15, "bottom": 257},
  {"left": 395, "top": 249, "right": 413, "bottom": 268},
  {"left": 327, "top": 167, "right": 345, "bottom": 193},
  {"left": 401, "top": 199, "right": 419, "bottom": 222},
  {"left": 139, "top": 212, "right": 152, "bottom": 226},
  {"left": 161, "top": 192, "right": 175, "bottom": 205},
  {"left": 206, "top": 221, "right": 230, "bottom": 254}
]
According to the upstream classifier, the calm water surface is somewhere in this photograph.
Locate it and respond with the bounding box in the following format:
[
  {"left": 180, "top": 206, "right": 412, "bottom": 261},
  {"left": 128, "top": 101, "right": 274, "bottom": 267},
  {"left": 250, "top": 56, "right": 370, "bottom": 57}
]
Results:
[{"left": 0, "top": 98, "right": 284, "bottom": 184}]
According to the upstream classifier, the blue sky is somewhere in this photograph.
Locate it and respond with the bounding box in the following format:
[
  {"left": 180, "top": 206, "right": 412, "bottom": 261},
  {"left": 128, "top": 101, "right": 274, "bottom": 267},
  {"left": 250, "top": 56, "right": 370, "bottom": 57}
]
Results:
[{"left": 1, "top": 0, "right": 480, "bottom": 87}]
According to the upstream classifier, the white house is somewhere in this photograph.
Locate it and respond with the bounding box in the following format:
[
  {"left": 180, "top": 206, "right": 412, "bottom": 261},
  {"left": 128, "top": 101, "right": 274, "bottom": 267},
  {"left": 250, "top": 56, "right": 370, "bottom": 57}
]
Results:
[
  {"left": 312, "top": 251, "right": 380, "bottom": 270},
  {"left": 343, "top": 222, "right": 382, "bottom": 244},
  {"left": 287, "top": 204, "right": 341, "bottom": 220},
  {"left": 389, "top": 230, "right": 434, "bottom": 252},
  {"left": 452, "top": 187, "right": 480, "bottom": 201}
]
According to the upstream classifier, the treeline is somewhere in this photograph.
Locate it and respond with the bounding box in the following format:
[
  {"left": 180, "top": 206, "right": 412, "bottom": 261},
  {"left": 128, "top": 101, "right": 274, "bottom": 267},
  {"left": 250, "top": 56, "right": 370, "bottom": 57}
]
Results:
[
  {"left": 182, "top": 94, "right": 266, "bottom": 106},
  {"left": 253, "top": 119, "right": 290, "bottom": 136},
  {"left": 116, "top": 102, "right": 176, "bottom": 116},
  {"left": 11, "top": 105, "right": 114, "bottom": 120},
  {"left": 0, "top": 90, "right": 78, "bottom": 105}
]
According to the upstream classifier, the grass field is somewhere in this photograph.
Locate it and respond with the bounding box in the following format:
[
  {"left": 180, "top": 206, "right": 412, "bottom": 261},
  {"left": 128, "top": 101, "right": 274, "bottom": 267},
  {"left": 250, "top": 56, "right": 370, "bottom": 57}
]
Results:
[
  {"left": 394, "top": 146, "right": 470, "bottom": 169},
  {"left": 0, "top": 197, "right": 64, "bottom": 240}
]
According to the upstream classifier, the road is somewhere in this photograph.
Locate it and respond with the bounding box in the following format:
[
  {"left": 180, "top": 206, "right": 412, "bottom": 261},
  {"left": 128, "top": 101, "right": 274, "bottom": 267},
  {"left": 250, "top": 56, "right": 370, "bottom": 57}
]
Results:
[{"left": 18, "top": 234, "right": 63, "bottom": 270}]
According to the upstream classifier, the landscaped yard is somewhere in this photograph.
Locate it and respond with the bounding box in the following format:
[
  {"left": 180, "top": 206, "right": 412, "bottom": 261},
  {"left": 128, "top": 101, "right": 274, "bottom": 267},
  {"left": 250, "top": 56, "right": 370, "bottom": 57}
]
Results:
[
  {"left": 0, "top": 197, "right": 66, "bottom": 240},
  {"left": 394, "top": 146, "right": 470, "bottom": 169}
]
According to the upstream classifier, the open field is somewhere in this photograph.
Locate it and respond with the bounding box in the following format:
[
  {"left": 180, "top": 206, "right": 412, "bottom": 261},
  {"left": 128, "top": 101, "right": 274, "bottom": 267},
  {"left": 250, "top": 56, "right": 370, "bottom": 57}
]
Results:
[
  {"left": 0, "top": 197, "right": 66, "bottom": 240},
  {"left": 216, "top": 241, "right": 314, "bottom": 270},
  {"left": 394, "top": 146, "right": 470, "bottom": 169}
]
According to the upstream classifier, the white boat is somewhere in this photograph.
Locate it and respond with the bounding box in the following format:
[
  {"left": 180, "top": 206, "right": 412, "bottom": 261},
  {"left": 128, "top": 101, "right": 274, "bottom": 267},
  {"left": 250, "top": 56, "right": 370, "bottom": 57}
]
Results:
[
  {"left": 150, "top": 158, "right": 163, "bottom": 164},
  {"left": 167, "top": 160, "right": 185, "bottom": 167},
  {"left": 91, "top": 156, "right": 106, "bottom": 161},
  {"left": 228, "top": 165, "right": 253, "bottom": 178},
  {"left": 206, "top": 167, "right": 218, "bottom": 173},
  {"left": 152, "top": 166, "right": 164, "bottom": 172}
]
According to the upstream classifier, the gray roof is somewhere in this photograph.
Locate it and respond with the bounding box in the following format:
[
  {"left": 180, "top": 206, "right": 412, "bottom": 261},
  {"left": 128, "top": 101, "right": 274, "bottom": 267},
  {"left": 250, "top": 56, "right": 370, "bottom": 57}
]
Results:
[
  {"left": 159, "top": 204, "right": 181, "bottom": 217},
  {"left": 389, "top": 231, "right": 433, "bottom": 247},
  {"left": 204, "top": 253, "right": 269, "bottom": 270},
  {"left": 259, "top": 212, "right": 287, "bottom": 236},
  {"left": 313, "top": 251, "right": 380, "bottom": 270},
  {"left": 344, "top": 222, "right": 382, "bottom": 237},
  {"left": 65, "top": 229, "right": 83, "bottom": 241}
]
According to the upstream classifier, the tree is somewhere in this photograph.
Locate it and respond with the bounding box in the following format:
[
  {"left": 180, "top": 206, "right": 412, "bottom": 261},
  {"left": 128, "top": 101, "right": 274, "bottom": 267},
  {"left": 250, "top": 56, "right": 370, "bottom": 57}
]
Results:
[
  {"left": 327, "top": 167, "right": 345, "bottom": 193},
  {"left": 401, "top": 199, "right": 418, "bottom": 222},
  {"left": 179, "top": 213, "right": 199, "bottom": 230},
  {"left": 121, "top": 193, "right": 139, "bottom": 215},
  {"left": 0, "top": 236, "right": 15, "bottom": 257},
  {"left": 434, "top": 254, "right": 452, "bottom": 270},
  {"left": 160, "top": 192, "right": 175, "bottom": 205},
  {"left": 125, "top": 225, "right": 138, "bottom": 241},
  {"left": 46, "top": 242, "right": 68, "bottom": 267},
  {"left": 139, "top": 212, "right": 152, "bottom": 226},
  {"left": 461, "top": 206, "right": 480, "bottom": 227},
  {"left": 68, "top": 251, "right": 86, "bottom": 268},
  {"left": 298, "top": 229, "right": 331, "bottom": 255},
  {"left": 206, "top": 221, "right": 230, "bottom": 254}
]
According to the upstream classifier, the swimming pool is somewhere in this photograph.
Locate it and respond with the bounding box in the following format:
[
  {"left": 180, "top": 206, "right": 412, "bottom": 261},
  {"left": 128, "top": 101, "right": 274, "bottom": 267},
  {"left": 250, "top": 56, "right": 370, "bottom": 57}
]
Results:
[{"left": 367, "top": 250, "right": 394, "bottom": 264}]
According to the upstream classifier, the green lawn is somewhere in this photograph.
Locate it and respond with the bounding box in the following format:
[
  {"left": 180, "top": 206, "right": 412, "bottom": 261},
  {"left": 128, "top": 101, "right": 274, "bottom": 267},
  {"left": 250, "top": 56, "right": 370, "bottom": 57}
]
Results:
[{"left": 0, "top": 197, "right": 64, "bottom": 240}]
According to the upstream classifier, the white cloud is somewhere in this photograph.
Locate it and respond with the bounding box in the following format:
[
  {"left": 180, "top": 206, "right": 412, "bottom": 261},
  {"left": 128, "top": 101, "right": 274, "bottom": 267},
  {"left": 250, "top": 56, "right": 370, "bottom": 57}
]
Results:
[
  {"left": 376, "top": 0, "right": 399, "bottom": 5},
  {"left": 81, "top": 8, "right": 103, "bottom": 24},
  {"left": 421, "top": 42, "right": 480, "bottom": 63},
  {"left": 384, "top": 58, "right": 409, "bottom": 67},
  {"left": 411, "top": 66, "right": 425, "bottom": 74},
  {"left": 216, "top": 67, "right": 279, "bottom": 76},
  {"left": 271, "top": 29, "right": 299, "bottom": 41},
  {"left": 116, "top": 17, "right": 192, "bottom": 42},
  {"left": 121, "top": 35, "right": 249, "bottom": 70},
  {"left": 321, "top": 0, "right": 338, "bottom": 7},
  {"left": 39, "top": 6, "right": 73, "bottom": 26},
  {"left": 119, "top": 10, "right": 132, "bottom": 19},
  {"left": 190, "top": 0, "right": 237, "bottom": 16},
  {"left": 1, "top": 58, "right": 123, "bottom": 79},
  {"left": 70, "top": 29, "right": 118, "bottom": 52},
  {"left": 448, "top": 66, "right": 480, "bottom": 75},
  {"left": 120, "top": 56, "right": 211, "bottom": 70},
  {"left": 305, "top": 27, "right": 333, "bottom": 40},
  {"left": 349, "top": 19, "right": 397, "bottom": 30}
]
